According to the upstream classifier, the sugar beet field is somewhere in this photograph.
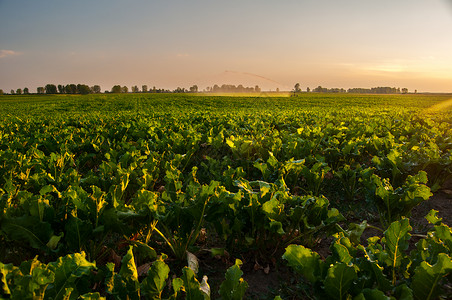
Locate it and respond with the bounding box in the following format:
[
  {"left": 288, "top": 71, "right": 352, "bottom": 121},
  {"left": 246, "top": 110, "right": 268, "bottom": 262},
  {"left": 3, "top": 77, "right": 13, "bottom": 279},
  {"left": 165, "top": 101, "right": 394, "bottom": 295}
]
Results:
[{"left": 1, "top": 93, "right": 452, "bottom": 299}]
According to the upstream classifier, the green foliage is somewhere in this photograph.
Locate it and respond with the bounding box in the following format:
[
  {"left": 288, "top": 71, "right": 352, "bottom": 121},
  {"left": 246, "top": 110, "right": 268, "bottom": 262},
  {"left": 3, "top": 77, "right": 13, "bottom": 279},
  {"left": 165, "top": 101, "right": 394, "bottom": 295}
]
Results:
[
  {"left": 105, "top": 246, "right": 140, "bottom": 299},
  {"left": 219, "top": 259, "right": 248, "bottom": 300},
  {"left": 283, "top": 216, "right": 452, "bottom": 299},
  {"left": 140, "top": 255, "right": 170, "bottom": 299},
  {"left": 412, "top": 253, "right": 452, "bottom": 300},
  {"left": 382, "top": 218, "right": 412, "bottom": 284},
  {"left": 282, "top": 244, "right": 324, "bottom": 283},
  {"left": 368, "top": 171, "right": 432, "bottom": 226},
  {"left": 47, "top": 252, "right": 97, "bottom": 299},
  {"left": 181, "top": 267, "right": 208, "bottom": 300},
  {"left": 1, "top": 93, "right": 452, "bottom": 298},
  {"left": 324, "top": 263, "right": 357, "bottom": 300},
  {"left": 0, "top": 253, "right": 96, "bottom": 299}
]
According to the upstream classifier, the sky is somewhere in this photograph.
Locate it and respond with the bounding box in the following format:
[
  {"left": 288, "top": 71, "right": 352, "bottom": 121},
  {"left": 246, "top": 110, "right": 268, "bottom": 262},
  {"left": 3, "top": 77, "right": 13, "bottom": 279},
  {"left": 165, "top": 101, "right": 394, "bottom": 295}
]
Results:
[{"left": 1, "top": 0, "right": 452, "bottom": 93}]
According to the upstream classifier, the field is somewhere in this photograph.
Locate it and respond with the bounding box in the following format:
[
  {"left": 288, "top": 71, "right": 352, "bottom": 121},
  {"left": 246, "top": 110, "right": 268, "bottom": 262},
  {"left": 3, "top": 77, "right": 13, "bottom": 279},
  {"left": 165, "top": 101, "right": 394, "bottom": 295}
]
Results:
[{"left": 1, "top": 93, "right": 452, "bottom": 299}]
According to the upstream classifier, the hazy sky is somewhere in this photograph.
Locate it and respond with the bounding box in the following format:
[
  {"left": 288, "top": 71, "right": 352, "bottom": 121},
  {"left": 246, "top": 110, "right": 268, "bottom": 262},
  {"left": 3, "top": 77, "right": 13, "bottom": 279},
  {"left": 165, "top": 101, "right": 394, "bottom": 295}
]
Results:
[{"left": 1, "top": 0, "right": 452, "bottom": 92}]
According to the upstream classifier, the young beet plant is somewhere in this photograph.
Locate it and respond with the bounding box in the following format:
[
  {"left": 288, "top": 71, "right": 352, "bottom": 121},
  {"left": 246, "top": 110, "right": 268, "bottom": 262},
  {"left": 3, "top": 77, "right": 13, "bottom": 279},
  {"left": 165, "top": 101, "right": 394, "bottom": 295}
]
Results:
[
  {"left": 367, "top": 170, "right": 432, "bottom": 227},
  {"left": 149, "top": 176, "right": 220, "bottom": 261}
]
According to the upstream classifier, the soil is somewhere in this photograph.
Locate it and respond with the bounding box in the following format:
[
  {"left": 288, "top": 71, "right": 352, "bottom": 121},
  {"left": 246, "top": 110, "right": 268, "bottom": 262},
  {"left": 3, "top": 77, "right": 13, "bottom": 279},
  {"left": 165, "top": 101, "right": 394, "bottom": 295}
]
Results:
[{"left": 411, "top": 179, "right": 452, "bottom": 229}]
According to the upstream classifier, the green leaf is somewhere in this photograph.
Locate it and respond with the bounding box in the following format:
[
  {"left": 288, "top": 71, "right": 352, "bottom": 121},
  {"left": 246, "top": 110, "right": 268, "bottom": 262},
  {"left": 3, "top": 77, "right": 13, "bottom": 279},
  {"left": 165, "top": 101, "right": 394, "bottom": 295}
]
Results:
[
  {"left": 29, "top": 262, "right": 56, "bottom": 299},
  {"left": 79, "top": 292, "right": 106, "bottom": 299},
  {"left": 141, "top": 257, "right": 170, "bottom": 299},
  {"left": 181, "top": 267, "right": 205, "bottom": 300},
  {"left": 210, "top": 248, "right": 225, "bottom": 257},
  {"left": 412, "top": 253, "right": 452, "bottom": 300},
  {"left": 359, "top": 288, "right": 391, "bottom": 300},
  {"left": 434, "top": 223, "right": 452, "bottom": 251},
  {"left": 105, "top": 247, "right": 140, "bottom": 300},
  {"left": 130, "top": 240, "right": 157, "bottom": 260},
  {"left": 104, "top": 263, "right": 116, "bottom": 295},
  {"left": 269, "top": 221, "right": 285, "bottom": 235},
  {"left": 0, "top": 262, "right": 15, "bottom": 296},
  {"left": 39, "top": 184, "right": 54, "bottom": 195},
  {"left": 47, "top": 252, "right": 96, "bottom": 300},
  {"left": 346, "top": 221, "right": 367, "bottom": 245},
  {"left": 9, "top": 257, "right": 55, "bottom": 299},
  {"left": 324, "top": 263, "right": 357, "bottom": 300},
  {"left": 332, "top": 235, "right": 355, "bottom": 265},
  {"left": 425, "top": 209, "right": 442, "bottom": 225},
  {"left": 394, "top": 284, "right": 413, "bottom": 300},
  {"left": 46, "top": 232, "right": 64, "bottom": 250},
  {"left": 172, "top": 277, "right": 184, "bottom": 296},
  {"left": 365, "top": 261, "right": 392, "bottom": 292},
  {"left": 219, "top": 259, "right": 248, "bottom": 300},
  {"left": 119, "top": 246, "right": 140, "bottom": 297},
  {"left": 282, "top": 244, "right": 323, "bottom": 283},
  {"left": 1, "top": 216, "right": 53, "bottom": 250},
  {"left": 383, "top": 218, "right": 411, "bottom": 270},
  {"left": 64, "top": 216, "right": 93, "bottom": 252},
  {"left": 262, "top": 198, "right": 283, "bottom": 221},
  {"left": 255, "top": 180, "right": 272, "bottom": 197}
]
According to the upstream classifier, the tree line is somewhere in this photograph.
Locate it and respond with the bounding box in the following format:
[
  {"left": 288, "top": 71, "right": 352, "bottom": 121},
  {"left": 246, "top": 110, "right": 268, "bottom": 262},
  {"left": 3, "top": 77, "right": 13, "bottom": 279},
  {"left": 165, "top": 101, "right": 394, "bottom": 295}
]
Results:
[
  {"left": 206, "top": 84, "right": 261, "bottom": 93},
  {"left": 0, "top": 83, "right": 261, "bottom": 95},
  {"left": 0, "top": 84, "right": 102, "bottom": 95},
  {"left": 1, "top": 83, "right": 414, "bottom": 95},
  {"left": 292, "top": 83, "right": 413, "bottom": 94}
]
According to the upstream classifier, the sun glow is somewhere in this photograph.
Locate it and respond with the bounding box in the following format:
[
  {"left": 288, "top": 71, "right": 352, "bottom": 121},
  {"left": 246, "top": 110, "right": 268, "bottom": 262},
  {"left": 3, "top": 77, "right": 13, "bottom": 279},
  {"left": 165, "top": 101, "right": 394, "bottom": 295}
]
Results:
[{"left": 425, "top": 98, "right": 452, "bottom": 113}]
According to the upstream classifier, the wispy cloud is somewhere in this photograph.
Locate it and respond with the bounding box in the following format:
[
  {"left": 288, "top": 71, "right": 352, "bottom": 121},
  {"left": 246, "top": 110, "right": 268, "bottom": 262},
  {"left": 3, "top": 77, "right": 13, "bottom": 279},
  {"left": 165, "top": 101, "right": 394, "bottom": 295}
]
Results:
[
  {"left": 365, "top": 64, "right": 406, "bottom": 73},
  {"left": 0, "top": 50, "right": 21, "bottom": 58}
]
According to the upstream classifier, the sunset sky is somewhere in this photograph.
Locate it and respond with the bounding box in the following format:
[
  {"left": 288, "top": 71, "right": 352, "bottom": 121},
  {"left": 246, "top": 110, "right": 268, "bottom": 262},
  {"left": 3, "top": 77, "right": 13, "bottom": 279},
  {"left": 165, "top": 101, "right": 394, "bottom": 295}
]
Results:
[{"left": 1, "top": 0, "right": 452, "bottom": 92}]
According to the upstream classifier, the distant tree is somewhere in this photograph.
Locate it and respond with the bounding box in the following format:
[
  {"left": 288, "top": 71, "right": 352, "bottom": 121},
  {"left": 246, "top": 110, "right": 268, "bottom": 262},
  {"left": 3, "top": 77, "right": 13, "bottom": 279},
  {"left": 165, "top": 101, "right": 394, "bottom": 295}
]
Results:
[
  {"left": 276, "top": 88, "right": 280, "bottom": 92},
  {"left": 10, "top": 89, "right": 15, "bottom": 94},
  {"left": 23, "top": 87, "right": 29, "bottom": 94},
  {"left": 401, "top": 88, "right": 408, "bottom": 94},
  {"left": 16, "top": 88, "right": 22, "bottom": 95},
  {"left": 174, "top": 87, "right": 186, "bottom": 93},
  {"left": 313, "top": 86, "right": 327, "bottom": 93},
  {"left": 58, "top": 84, "right": 65, "bottom": 94},
  {"left": 92, "top": 85, "right": 101, "bottom": 93},
  {"left": 111, "top": 85, "right": 121, "bottom": 93},
  {"left": 307, "top": 87, "right": 310, "bottom": 92},
  {"left": 131, "top": 85, "right": 139, "bottom": 93},
  {"left": 70, "top": 84, "right": 77, "bottom": 94},
  {"left": 189, "top": 85, "right": 198, "bottom": 93},
  {"left": 121, "top": 86, "right": 128, "bottom": 93},
  {"left": 45, "top": 84, "right": 57, "bottom": 94},
  {"left": 255, "top": 85, "right": 261, "bottom": 93},
  {"left": 64, "top": 84, "right": 74, "bottom": 94},
  {"left": 142, "top": 85, "right": 148, "bottom": 93},
  {"left": 294, "top": 83, "right": 301, "bottom": 93},
  {"left": 415, "top": 89, "right": 417, "bottom": 94},
  {"left": 77, "top": 84, "right": 91, "bottom": 95},
  {"left": 37, "top": 87, "right": 45, "bottom": 94},
  {"left": 0, "top": 89, "right": 3, "bottom": 95}
]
